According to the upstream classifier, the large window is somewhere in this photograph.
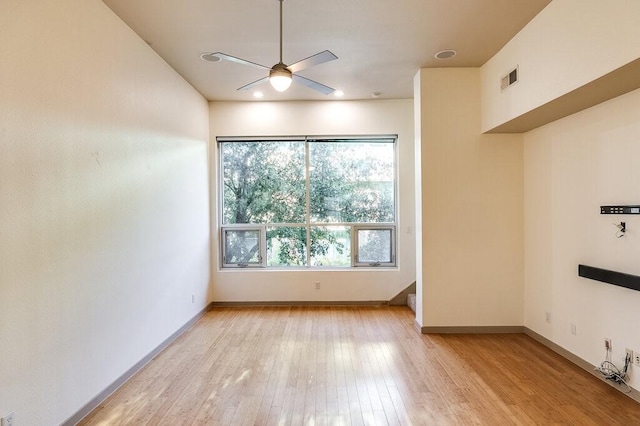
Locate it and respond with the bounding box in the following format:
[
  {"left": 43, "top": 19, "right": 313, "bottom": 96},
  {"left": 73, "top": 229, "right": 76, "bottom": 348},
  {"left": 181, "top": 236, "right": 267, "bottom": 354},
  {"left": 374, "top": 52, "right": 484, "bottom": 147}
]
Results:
[{"left": 219, "top": 136, "right": 396, "bottom": 268}]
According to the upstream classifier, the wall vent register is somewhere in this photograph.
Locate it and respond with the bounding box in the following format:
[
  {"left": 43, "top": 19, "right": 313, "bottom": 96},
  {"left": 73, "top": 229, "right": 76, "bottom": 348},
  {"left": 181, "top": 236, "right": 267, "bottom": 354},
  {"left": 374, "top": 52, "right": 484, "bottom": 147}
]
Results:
[{"left": 500, "top": 66, "right": 518, "bottom": 90}]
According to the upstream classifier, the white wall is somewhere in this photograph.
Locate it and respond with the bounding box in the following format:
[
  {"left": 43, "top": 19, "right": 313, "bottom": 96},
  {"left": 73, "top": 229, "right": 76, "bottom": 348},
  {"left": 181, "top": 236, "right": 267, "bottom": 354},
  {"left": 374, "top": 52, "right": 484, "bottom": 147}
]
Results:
[
  {"left": 0, "top": 1, "right": 210, "bottom": 424},
  {"left": 209, "top": 100, "right": 415, "bottom": 302},
  {"left": 415, "top": 68, "right": 524, "bottom": 328},
  {"left": 481, "top": 0, "right": 640, "bottom": 132},
  {"left": 524, "top": 88, "right": 640, "bottom": 390},
  {"left": 480, "top": 0, "right": 640, "bottom": 392}
]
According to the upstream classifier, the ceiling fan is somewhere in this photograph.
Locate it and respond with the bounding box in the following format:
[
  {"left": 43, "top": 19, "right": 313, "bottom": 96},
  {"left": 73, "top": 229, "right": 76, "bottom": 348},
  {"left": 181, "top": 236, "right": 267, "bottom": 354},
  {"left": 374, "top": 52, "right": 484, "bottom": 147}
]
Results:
[{"left": 200, "top": 0, "right": 338, "bottom": 94}]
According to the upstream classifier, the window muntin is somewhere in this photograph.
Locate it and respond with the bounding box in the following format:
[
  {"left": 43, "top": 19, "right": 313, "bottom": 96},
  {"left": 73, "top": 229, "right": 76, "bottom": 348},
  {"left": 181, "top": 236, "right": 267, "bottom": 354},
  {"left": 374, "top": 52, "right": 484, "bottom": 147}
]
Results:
[{"left": 219, "top": 137, "right": 396, "bottom": 268}]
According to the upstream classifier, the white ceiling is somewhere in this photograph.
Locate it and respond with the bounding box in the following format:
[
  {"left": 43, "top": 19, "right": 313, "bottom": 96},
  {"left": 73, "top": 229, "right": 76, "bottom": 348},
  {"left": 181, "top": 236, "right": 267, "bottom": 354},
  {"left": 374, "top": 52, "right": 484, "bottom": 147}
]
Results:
[{"left": 102, "top": 0, "right": 551, "bottom": 102}]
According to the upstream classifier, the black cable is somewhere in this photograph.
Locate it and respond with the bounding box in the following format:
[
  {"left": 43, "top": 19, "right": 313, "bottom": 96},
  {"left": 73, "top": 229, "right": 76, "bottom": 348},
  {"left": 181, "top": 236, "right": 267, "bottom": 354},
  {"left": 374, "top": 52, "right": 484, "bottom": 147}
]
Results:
[{"left": 596, "top": 351, "right": 632, "bottom": 393}]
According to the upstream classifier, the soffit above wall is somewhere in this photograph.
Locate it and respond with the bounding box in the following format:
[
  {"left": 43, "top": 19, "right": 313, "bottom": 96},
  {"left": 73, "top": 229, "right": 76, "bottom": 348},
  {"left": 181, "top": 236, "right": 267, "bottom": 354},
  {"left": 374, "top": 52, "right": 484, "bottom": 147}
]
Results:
[{"left": 485, "top": 58, "right": 640, "bottom": 134}]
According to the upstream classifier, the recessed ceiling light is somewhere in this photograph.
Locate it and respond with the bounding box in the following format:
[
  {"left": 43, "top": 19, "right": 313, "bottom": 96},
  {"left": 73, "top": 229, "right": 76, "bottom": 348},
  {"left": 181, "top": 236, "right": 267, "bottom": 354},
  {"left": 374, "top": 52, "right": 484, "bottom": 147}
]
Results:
[
  {"left": 200, "top": 52, "right": 221, "bottom": 62},
  {"left": 434, "top": 49, "right": 457, "bottom": 60},
  {"left": 253, "top": 91, "right": 264, "bottom": 99},
  {"left": 334, "top": 90, "right": 344, "bottom": 98}
]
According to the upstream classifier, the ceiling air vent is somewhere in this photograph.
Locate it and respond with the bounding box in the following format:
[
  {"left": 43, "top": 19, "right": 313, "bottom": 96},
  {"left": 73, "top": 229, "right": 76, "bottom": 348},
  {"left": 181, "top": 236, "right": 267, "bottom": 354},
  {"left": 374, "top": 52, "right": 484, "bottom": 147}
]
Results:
[{"left": 500, "top": 66, "right": 518, "bottom": 91}]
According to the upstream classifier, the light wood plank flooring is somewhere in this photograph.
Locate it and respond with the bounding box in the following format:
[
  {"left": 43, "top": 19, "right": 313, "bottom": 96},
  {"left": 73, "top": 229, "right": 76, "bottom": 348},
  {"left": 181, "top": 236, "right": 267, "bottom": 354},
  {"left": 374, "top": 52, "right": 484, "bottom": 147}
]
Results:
[{"left": 80, "top": 306, "right": 640, "bottom": 425}]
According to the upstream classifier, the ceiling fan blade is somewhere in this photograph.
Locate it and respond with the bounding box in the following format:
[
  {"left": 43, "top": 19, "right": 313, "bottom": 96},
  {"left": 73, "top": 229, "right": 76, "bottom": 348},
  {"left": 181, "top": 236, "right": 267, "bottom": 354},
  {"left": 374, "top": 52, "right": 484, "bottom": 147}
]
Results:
[
  {"left": 211, "top": 52, "right": 270, "bottom": 70},
  {"left": 292, "top": 74, "right": 335, "bottom": 95},
  {"left": 287, "top": 50, "right": 338, "bottom": 74},
  {"left": 237, "top": 76, "right": 270, "bottom": 91}
]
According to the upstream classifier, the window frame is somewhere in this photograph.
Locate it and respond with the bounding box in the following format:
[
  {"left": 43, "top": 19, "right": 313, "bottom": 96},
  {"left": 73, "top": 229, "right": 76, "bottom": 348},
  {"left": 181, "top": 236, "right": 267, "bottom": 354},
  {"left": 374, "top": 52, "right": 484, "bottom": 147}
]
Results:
[
  {"left": 221, "top": 226, "right": 265, "bottom": 268},
  {"left": 217, "top": 135, "right": 398, "bottom": 269},
  {"left": 353, "top": 225, "right": 396, "bottom": 267}
]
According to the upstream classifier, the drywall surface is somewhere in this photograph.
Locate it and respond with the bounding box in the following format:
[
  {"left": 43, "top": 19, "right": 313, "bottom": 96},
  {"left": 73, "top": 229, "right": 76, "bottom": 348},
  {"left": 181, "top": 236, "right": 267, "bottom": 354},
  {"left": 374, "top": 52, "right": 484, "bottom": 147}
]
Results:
[
  {"left": 481, "top": 0, "right": 640, "bottom": 132},
  {"left": 524, "top": 88, "right": 640, "bottom": 391},
  {"left": 209, "top": 100, "right": 415, "bottom": 302},
  {"left": 416, "top": 68, "right": 524, "bottom": 327},
  {"left": 0, "top": 0, "right": 210, "bottom": 424}
]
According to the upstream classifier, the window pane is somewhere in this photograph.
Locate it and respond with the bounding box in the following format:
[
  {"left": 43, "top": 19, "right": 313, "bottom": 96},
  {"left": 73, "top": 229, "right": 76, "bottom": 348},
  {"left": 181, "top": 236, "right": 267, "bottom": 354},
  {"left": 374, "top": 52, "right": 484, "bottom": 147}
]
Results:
[
  {"left": 224, "top": 229, "right": 260, "bottom": 264},
  {"left": 221, "top": 141, "right": 306, "bottom": 224},
  {"left": 357, "top": 229, "right": 392, "bottom": 264},
  {"left": 309, "top": 142, "right": 394, "bottom": 223},
  {"left": 266, "top": 227, "right": 307, "bottom": 267},
  {"left": 310, "top": 226, "right": 351, "bottom": 267}
]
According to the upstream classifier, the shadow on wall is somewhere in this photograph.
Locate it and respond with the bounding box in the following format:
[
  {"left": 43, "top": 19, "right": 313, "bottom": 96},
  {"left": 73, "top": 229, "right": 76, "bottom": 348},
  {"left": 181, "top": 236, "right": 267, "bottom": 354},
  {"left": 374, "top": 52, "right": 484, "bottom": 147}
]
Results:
[{"left": 389, "top": 281, "right": 416, "bottom": 310}]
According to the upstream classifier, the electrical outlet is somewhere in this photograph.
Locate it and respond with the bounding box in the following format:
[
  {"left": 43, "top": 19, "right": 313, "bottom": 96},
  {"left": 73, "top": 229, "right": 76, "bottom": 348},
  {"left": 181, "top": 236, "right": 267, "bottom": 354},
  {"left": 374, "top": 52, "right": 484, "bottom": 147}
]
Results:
[
  {"left": 605, "top": 338, "right": 612, "bottom": 351},
  {"left": 634, "top": 351, "right": 640, "bottom": 367},
  {"left": 1, "top": 411, "right": 15, "bottom": 426},
  {"left": 315, "top": 281, "right": 320, "bottom": 290},
  {"left": 545, "top": 311, "right": 551, "bottom": 324},
  {"left": 570, "top": 323, "right": 577, "bottom": 335},
  {"left": 626, "top": 348, "right": 634, "bottom": 364}
]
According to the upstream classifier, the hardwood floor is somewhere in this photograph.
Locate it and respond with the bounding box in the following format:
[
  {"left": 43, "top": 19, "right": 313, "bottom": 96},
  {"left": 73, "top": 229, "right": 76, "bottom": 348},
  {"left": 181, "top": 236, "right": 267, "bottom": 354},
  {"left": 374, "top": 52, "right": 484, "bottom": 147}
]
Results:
[{"left": 80, "top": 306, "right": 640, "bottom": 425}]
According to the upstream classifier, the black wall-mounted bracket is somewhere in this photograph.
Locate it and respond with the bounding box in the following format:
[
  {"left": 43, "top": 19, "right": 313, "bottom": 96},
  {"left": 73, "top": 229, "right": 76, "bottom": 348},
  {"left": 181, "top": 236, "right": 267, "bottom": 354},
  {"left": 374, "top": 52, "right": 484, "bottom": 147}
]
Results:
[
  {"left": 601, "top": 205, "right": 640, "bottom": 214},
  {"left": 578, "top": 264, "right": 640, "bottom": 293}
]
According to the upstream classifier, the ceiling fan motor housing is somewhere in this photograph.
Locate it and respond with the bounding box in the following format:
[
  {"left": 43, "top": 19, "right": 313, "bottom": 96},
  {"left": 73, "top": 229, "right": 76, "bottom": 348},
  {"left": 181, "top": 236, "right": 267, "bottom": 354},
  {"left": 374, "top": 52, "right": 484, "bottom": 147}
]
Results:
[{"left": 270, "top": 62, "right": 292, "bottom": 77}]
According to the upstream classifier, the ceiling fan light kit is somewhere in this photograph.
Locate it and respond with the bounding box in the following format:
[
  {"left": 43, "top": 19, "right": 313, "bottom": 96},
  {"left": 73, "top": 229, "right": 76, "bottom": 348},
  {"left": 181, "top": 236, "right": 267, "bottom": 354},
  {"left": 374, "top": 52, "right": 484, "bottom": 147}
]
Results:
[
  {"left": 269, "top": 63, "right": 293, "bottom": 92},
  {"left": 202, "top": 0, "right": 337, "bottom": 95}
]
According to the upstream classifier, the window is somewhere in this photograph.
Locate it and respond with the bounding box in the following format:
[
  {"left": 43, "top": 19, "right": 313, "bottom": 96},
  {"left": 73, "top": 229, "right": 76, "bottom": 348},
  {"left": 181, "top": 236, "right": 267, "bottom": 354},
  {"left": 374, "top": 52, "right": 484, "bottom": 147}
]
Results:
[
  {"left": 354, "top": 226, "right": 395, "bottom": 267},
  {"left": 222, "top": 228, "right": 263, "bottom": 268},
  {"left": 219, "top": 136, "right": 396, "bottom": 268}
]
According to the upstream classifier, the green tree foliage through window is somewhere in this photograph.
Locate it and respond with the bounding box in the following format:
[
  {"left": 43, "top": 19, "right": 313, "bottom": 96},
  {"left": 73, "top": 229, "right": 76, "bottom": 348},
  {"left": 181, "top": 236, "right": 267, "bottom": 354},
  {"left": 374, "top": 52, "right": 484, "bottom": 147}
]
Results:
[
  {"left": 309, "top": 142, "right": 394, "bottom": 223},
  {"left": 220, "top": 138, "right": 395, "bottom": 267},
  {"left": 222, "top": 141, "right": 306, "bottom": 224}
]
